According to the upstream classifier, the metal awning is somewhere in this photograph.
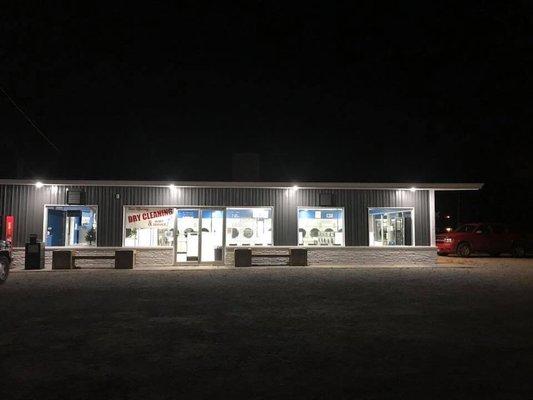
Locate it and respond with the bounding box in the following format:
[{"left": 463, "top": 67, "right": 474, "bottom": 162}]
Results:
[{"left": 0, "top": 179, "right": 483, "bottom": 191}]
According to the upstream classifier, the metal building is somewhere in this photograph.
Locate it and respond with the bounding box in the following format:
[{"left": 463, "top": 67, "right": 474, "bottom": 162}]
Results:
[{"left": 0, "top": 180, "right": 482, "bottom": 267}]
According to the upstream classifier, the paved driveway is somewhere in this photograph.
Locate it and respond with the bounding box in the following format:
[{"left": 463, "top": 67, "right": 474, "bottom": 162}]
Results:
[
  {"left": 437, "top": 254, "right": 533, "bottom": 267},
  {"left": 1, "top": 265, "right": 532, "bottom": 399}
]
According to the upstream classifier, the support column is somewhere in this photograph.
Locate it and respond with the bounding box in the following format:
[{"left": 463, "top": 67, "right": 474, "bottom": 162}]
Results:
[{"left": 429, "top": 189, "right": 436, "bottom": 246}]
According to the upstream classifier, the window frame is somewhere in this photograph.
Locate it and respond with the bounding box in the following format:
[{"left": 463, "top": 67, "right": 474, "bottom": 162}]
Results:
[
  {"left": 122, "top": 205, "right": 276, "bottom": 248},
  {"left": 367, "top": 207, "right": 416, "bottom": 247},
  {"left": 122, "top": 205, "right": 176, "bottom": 248},
  {"left": 42, "top": 204, "right": 99, "bottom": 248},
  {"left": 225, "top": 206, "right": 275, "bottom": 247},
  {"left": 455, "top": 224, "right": 476, "bottom": 233},
  {"left": 296, "top": 206, "right": 346, "bottom": 247}
]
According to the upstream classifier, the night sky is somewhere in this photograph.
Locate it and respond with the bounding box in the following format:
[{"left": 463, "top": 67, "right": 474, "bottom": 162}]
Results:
[{"left": 1, "top": 3, "right": 532, "bottom": 224}]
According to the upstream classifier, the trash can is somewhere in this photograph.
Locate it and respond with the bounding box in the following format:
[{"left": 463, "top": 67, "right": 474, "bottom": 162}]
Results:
[
  {"left": 214, "top": 246, "right": 223, "bottom": 262},
  {"left": 25, "top": 234, "right": 45, "bottom": 270}
]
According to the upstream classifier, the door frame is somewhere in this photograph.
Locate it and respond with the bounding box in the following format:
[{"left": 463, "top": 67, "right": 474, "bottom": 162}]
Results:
[
  {"left": 43, "top": 204, "right": 99, "bottom": 247},
  {"left": 367, "top": 207, "right": 416, "bottom": 246},
  {"left": 173, "top": 207, "right": 226, "bottom": 265}
]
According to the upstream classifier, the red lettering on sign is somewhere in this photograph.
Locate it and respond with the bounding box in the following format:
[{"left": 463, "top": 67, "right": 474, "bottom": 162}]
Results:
[{"left": 130, "top": 209, "right": 173, "bottom": 223}]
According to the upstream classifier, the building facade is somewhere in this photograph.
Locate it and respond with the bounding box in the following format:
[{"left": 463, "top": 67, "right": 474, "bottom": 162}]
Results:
[{"left": 0, "top": 180, "right": 482, "bottom": 267}]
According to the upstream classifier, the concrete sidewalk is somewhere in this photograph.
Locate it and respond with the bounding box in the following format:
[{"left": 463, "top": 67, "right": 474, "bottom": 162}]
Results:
[{"left": 11, "top": 263, "right": 447, "bottom": 273}]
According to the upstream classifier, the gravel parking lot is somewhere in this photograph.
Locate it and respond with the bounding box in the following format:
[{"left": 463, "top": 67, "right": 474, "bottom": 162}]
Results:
[{"left": 1, "top": 264, "right": 533, "bottom": 399}]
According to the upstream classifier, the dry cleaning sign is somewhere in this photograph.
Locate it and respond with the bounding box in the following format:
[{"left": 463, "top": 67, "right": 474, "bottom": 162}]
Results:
[{"left": 125, "top": 208, "right": 174, "bottom": 229}]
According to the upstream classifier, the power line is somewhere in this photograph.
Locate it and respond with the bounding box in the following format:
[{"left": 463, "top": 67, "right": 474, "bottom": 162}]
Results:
[{"left": 0, "top": 84, "right": 60, "bottom": 153}]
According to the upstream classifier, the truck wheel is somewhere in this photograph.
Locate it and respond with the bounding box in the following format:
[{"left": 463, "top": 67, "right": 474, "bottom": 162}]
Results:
[
  {"left": 512, "top": 244, "right": 526, "bottom": 258},
  {"left": 457, "top": 242, "right": 471, "bottom": 258},
  {"left": 0, "top": 256, "right": 10, "bottom": 284}
]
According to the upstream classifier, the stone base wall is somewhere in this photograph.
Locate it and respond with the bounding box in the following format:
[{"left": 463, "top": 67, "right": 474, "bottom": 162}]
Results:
[
  {"left": 11, "top": 247, "right": 174, "bottom": 269},
  {"left": 12, "top": 246, "right": 437, "bottom": 269},
  {"left": 225, "top": 246, "right": 437, "bottom": 266},
  {"left": 308, "top": 246, "right": 437, "bottom": 265}
]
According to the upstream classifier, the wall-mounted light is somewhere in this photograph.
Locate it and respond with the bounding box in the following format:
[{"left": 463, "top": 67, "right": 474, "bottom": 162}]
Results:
[
  {"left": 285, "top": 185, "right": 299, "bottom": 197},
  {"left": 35, "top": 181, "right": 44, "bottom": 189},
  {"left": 410, "top": 187, "right": 416, "bottom": 192},
  {"left": 169, "top": 184, "right": 178, "bottom": 195},
  {"left": 51, "top": 185, "right": 58, "bottom": 194}
]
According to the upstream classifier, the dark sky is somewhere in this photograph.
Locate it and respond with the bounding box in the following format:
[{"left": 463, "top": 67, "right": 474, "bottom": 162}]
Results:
[{"left": 1, "top": 2, "right": 532, "bottom": 184}]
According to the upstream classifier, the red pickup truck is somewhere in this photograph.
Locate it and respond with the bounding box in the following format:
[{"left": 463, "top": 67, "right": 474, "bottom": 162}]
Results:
[{"left": 436, "top": 223, "right": 528, "bottom": 257}]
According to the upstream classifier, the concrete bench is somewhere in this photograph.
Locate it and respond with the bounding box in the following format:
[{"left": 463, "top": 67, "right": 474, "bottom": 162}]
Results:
[
  {"left": 234, "top": 248, "right": 307, "bottom": 267},
  {"left": 52, "top": 250, "right": 136, "bottom": 269}
]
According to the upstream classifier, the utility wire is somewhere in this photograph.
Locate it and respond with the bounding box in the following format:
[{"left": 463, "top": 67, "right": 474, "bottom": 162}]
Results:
[{"left": 0, "top": 84, "right": 60, "bottom": 153}]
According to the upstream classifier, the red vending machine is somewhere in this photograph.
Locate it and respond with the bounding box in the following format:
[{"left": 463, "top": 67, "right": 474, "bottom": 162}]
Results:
[{"left": 5, "top": 215, "right": 14, "bottom": 244}]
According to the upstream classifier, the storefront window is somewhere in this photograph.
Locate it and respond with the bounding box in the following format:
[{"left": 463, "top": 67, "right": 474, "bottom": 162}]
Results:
[
  {"left": 44, "top": 205, "right": 98, "bottom": 247},
  {"left": 124, "top": 206, "right": 174, "bottom": 247},
  {"left": 368, "top": 208, "right": 414, "bottom": 246},
  {"left": 225, "top": 207, "right": 273, "bottom": 246},
  {"left": 297, "top": 208, "right": 344, "bottom": 246}
]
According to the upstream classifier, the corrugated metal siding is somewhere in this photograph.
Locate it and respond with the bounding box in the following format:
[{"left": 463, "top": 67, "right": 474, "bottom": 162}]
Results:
[{"left": 0, "top": 185, "right": 430, "bottom": 247}]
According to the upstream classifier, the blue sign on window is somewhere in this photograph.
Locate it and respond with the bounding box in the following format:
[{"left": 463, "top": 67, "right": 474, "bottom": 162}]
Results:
[
  {"left": 298, "top": 209, "right": 342, "bottom": 219},
  {"left": 177, "top": 210, "right": 199, "bottom": 218},
  {"left": 226, "top": 208, "right": 271, "bottom": 219}
]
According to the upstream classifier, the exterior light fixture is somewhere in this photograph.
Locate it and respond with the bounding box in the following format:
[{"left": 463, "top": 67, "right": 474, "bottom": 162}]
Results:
[
  {"left": 445, "top": 227, "right": 452, "bottom": 232},
  {"left": 35, "top": 181, "right": 44, "bottom": 189},
  {"left": 286, "top": 185, "right": 298, "bottom": 197},
  {"left": 51, "top": 185, "right": 58, "bottom": 194},
  {"left": 410, "top": 187, "right": 416, "bottom": 192},
  {"left": 169, "top": 184, "right": 178, "bottom": 194}
]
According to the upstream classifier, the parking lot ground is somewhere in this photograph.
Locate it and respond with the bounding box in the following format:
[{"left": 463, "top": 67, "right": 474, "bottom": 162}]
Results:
[
  {"left": 2, "top": 264, "right": 533, "bottom": 399},
  {"left": 437, "top": 254, "right": 533, "bottom": 267}
]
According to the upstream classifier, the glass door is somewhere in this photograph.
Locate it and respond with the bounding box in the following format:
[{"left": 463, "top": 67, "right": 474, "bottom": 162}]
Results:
[
  {"left": 199, "top": 209, "right": 225, "bottom": 263},
  {"left": 369, "top": 208, "right": 414, "bottom": 246},
  {"left": 174, "top": 208, "right": 225, "bottom": 264},
  {"left": 175, "top": 209, "right": 200, "bottom": 263}
]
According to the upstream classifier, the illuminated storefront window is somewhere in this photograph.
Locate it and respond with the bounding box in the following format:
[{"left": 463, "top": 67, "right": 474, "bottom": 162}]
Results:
[
  {"left": 297, "top": 207, "right": 344, "bottom": 246},
  {"left": 225, "top": 207, "right": 273, "bottom": 246},
  {"left": 124, "top": 206, "right": 174, "bottom": 247},
  {"left": 368, "top": 207, "right": 414, "bottom": 246},
  {"left": 44, "top": 205, "right": 98, "bottom": 247}
]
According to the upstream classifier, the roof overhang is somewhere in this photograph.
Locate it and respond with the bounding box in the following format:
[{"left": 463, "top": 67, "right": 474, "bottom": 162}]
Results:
[{"left": 0, "top": 179, "right": 483, "bottom": 191}]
